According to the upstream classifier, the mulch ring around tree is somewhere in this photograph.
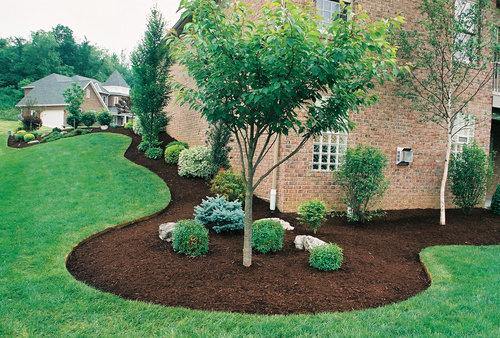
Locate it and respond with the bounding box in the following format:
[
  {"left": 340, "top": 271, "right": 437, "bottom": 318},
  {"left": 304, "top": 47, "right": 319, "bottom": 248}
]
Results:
[{"left": 63, "top": 128, "right": 499, "bottom": 315}]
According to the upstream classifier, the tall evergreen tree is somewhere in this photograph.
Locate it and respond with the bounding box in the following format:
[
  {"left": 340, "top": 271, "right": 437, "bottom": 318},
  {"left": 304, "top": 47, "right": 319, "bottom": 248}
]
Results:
[{"left": 131, "top": 7, "right": 172, "bottom": 155}]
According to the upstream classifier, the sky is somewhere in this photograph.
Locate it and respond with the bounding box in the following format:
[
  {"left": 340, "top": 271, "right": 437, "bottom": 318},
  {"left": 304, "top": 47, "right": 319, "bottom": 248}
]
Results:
[{"left": 0, "top": 0, "right": 182, "bottom": 60}]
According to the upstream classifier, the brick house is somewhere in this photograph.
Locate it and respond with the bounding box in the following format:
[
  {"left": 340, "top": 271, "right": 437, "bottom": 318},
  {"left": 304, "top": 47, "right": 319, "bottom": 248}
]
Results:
[
  {"left": 16, "top": 71, "right": 132, "bottom": 128},
  {"left": 166, "top": 0, "right": 497, "bottom": 212}
]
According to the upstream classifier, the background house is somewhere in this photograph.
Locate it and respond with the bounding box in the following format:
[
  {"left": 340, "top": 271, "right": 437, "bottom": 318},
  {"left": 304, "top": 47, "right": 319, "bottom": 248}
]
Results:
[
  {"left": 168, "top": 0, "right": 496, "bottom": 213},
  {"left": 16, "top": 70, "right": 131, "bottom": 128}
]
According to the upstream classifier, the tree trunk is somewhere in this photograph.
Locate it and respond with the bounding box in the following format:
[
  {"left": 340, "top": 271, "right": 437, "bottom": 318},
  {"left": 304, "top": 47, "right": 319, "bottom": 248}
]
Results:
[
  {"left": 440, "top": 131, "right": 452, "bottom": 226},
  {"left": 242, "top": 177, "right": 254, "bottom": 267}
]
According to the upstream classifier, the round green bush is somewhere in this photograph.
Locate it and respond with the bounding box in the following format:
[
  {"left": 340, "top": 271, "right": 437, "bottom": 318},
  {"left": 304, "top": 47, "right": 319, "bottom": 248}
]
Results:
[
  {"left": 309, "top": 243, "right": 343, "bottom": 271},
  {"left": 16, "top": 130, "right": 27, "bottom": 136},
  {"left": 252, "top": 219, "right": 284, "bottom": 254},
  {"left": 491, "top": 184, "right": 500, "bottom": 216},
  {"left": 145, "top": 146, "right": 164, "bottom": 160},
  {"left": 164, "top": 144, "right": 187, "bottom": 164},
  {"left": 66, "top": 114, "right": 80, "bottom": 128},
  {"left": 297, "top": 199, "right": 327, "bottom": 234},
  {"left": 167, "top": 140, "right": 189, "bottom": 149},
  {"left": 210, "top": 170, "right": 246, "bottom": 203},
  {"left": 80, "top": 111, "right": 97, "bottom": 127},
  {"left": 172, "top": 220, "right": 209, "bottom": 257},
  {"left": 96, "top": 111, "right": 112, "bottom": 126},
  {"left": 124, "top": 121, "right": 134, "bottom": 130},
  {"left": 14, "top": 133, "right": 24, "bottom": 141},
  {"left": 23, "top": 133, "right": 36, "bottom": 142},
  {"left": 178, "top": 146, "right": 214, "bottom": 179}
]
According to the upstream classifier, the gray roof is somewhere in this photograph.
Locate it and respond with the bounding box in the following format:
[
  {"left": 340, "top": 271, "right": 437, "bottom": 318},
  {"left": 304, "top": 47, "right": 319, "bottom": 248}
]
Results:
[
  {"left": 103, "top": 71, "right": 129, "bottom": 88},
  {"left": 16, "top": 73, "right": 109, "bottom": 107}
]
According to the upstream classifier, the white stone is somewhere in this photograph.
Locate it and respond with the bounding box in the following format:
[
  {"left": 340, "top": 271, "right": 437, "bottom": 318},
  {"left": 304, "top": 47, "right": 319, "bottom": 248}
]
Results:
[
  {"left": 259, "top": 217, "right": 294, "bottom": 231},
  {"left": 294, "top": 235, "right": 327, "bottom": 252},
  {"left": 27, "top": 140, "right": 40, "bottom": 144},
  {"left": 159, "top": 222, "right": 176, "bottom": 242}
]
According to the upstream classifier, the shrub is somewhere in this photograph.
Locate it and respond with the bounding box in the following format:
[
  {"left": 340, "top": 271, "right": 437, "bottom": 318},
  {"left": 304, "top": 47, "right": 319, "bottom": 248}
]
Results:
[
  {"left": 449, "top": 143, "right": 491, "bottom": 213},
  {"left": 124, "top": 121, "right": 134, "bottom": 130},
  {"left": 21, "top": 114, "right": 42, "bottom": 131},
  {"left": 80, "top": 111, "right": 97, "bottom": 127},
  {"left": 172, "top": 219, "right": 209, "bottom": 257},
  {"left": 23, "top": 133, "right": 35, "bottom": 142},
  {"left": 178, "top": 146, "right": 214, "bottom": 179},
  {"left": 52, "top": 127, "right": 62, "bottom": 133},
  {"left": 14, "top": 133, "right": 24, "bottom": 141},
  {"left": 309, "top": 243, "right": 343, "bottom": 271},
  {"left": 297, "top": 200, "right": 327, "bottom": 234},
  {"left": 194, "top": 196, "right": 244, "bottom": 233},
  {"left": 66, "top": 114, "right": 80, "bottom": 128},
  {"left": 96, "top": 111, "right": 112, "bottom": 126},
  {"left": 133, "top": 117, "right": 142, "bottom": 135},
  {"left": 138, "top": 141, "right": 150, "bottom": 152},
  {"left": 210, "top": 170, "right": 245, "bottom": 203},
  {"left": 252, "top": 219, "right": 284, "bottom": 254},
  {"left": 206, "top": 122, "right": 231, "bottom": 172},
  {"left": 41, "top": 131, "right": 63, "bottom": 143},
  {"left": 336, "top": 145, "right": 388, "bottom": 222},
  {"left": 167, "top": 140, "right": 189, "bottom": 149},
  {"left": 16, "top": 130, "right": 27, "bottom": 136},
  {"left": 145, "top": 146, "right": 164, "bottom": 160},
  {"left": 491, "top": 184, "right": 500, "bottom": 215},
  {"left": 164, "top": 144, "right": 187, "bottom": 164}
]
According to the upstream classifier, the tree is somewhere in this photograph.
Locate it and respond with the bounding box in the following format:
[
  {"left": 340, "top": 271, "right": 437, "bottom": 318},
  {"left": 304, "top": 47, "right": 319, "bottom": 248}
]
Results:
[
  {"left": 176, "top": 0, "right": 400, "bottom": 266},
  {"left": 398, "top": 0, "right": 496, "bottom": 225},
  {"left": 131, "top": 7, "right": 172, "bottom": 153},
  {"left": 63, "top": 83, "right": 84, "bottom": 128}
]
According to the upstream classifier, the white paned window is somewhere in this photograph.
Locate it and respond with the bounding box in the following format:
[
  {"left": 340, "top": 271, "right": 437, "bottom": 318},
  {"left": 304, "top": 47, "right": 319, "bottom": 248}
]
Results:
[
  {"left": 312, "top": 131, "right": 348, "bottom": 172},
  {"left": 85, "top": 88, "right": 91, "bottom": 99},
  {"left": 454, "top": 0, "right": 476, "bottom": 63},
  {"left": 316, "top": 0, "right": 350, "bottom": 26},
  {"left": 451, "top": 114, "right": 475, "bottom": 154}
]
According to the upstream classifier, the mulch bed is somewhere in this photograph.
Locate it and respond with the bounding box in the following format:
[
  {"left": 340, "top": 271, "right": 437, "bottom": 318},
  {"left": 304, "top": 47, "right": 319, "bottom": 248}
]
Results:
[{"left": 60, "top": 128, "right": 499, "bottom": 315}]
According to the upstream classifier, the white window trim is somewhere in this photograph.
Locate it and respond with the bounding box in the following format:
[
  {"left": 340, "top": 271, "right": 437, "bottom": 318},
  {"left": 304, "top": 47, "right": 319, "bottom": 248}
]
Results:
[
  {"left": 316, "top": 0, "right": 351, "bottom": 26},
  {"left": 312, "top": 131, "right": 348, "bottom": 172}
]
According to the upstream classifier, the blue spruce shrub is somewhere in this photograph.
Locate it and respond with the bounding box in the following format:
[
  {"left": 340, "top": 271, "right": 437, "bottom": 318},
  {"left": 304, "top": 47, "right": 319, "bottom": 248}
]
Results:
[{"left": 194, "top": 196, "right": 244, "bottom": 233}]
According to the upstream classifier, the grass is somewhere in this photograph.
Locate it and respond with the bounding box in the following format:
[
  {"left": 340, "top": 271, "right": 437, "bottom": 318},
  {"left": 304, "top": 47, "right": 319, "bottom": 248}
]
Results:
[
  {"left": 0, "top": 119, "right": 498, "bottom": 336},
  {"left": 0, "top": 107, "right": 19, "bottom": 121}
]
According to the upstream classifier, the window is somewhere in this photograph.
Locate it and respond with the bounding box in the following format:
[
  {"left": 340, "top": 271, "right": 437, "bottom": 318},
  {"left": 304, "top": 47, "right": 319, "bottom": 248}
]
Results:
[
  {"left": 85, "top": 88, "right": 91, "bottom": 99},
  {"left": 454, "top": 0, "right": 477, "bottom": 63},
  {"left": 114, "top": 97, "right": 120, "bottom": 105},
  {"left": 316, "top": 0, "right": 350, "bottom": 26},
  {"left": 30, "top": 109, "right": 36, "bottom": 116},
  {"left": 451, "top": 114, "right": 475, "bottom": 154},
  {"left": 312, "top": 131, "right": 348, "bottom": 171}
]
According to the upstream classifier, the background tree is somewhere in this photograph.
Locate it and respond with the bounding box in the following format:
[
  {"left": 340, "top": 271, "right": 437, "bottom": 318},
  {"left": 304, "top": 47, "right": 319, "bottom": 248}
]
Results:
[
  {"left": 63, "top": 83, "right": 84, "bottom": 129},
  {"left": 131, "top": 7, "right": 172, "bottom": 155},
  {"left": 398, "top": 0, "right": 497, "bottom": 225},
  {"left": 176, "top": 0, "right": 400, "bottom": 267}
]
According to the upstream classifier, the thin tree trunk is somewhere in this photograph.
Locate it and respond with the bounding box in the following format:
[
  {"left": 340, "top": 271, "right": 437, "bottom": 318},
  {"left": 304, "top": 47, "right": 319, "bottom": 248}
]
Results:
[
  {"left": 242, "top": 174, "right": 254, "bottom": 267},
  {"left": 440, "top": 131, "right": 452, "bottom": 226}
]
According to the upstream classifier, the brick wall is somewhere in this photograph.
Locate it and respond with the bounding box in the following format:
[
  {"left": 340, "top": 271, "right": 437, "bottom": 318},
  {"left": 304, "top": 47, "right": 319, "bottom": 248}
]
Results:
[
  {"left": 165, "top": 0, "right": 494, "bottom": 212},
  {"left": 81, "top": 85, "right": 106, "bottom": 112}
]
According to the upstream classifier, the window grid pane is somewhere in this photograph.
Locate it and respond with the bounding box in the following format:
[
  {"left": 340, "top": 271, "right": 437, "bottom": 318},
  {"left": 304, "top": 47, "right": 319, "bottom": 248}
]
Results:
[
  {"left": 316, "top": 0, "right": 348, "bottom": 26},
  {"left": 312, "top": 131, "right": 348, "bottom": 172},
  {"left": 451, "top": 114, "right": 475, "bottom": 155}
]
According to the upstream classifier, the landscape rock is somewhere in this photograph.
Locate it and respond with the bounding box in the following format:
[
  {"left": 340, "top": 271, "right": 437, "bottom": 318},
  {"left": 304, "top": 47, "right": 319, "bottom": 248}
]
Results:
[
  {"left": 27, "top": 140, "right": 40, "bottom": 144},
  {"left": 294, "top": 235, "right": 327, "bottom": 252},
  {"left": 159, "top": 222, "right": 176, "bottom": 242},
  {"left": 259, "top": 217, "right": 294, "bottom": 231}
]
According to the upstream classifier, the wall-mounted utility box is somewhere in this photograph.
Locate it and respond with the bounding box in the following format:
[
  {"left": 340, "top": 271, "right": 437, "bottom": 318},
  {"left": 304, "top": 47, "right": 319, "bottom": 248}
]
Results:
[{"left": 396, "top": 147, "right": 413, "bottom": 166}]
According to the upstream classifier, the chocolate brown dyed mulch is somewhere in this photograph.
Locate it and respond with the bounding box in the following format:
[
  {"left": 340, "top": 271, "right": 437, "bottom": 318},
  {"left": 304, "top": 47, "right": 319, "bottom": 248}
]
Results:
[{"left": 65, "top": 129, "right": 499, "bottom": 315}]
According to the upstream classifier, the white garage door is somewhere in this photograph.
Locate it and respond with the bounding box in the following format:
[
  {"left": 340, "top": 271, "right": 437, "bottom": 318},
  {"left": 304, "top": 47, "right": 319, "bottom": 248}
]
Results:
[{"left": 40, "top": 110, "right": 65, "bottom": 128}]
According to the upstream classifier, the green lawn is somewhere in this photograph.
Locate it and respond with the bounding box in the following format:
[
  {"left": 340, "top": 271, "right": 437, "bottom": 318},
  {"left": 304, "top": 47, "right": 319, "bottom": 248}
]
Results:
[{"left": 0, "top": 119, "right": 498, "bottom": 336}]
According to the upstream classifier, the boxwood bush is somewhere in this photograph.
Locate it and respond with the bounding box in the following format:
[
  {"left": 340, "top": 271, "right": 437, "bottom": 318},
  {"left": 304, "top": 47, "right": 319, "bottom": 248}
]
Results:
[
  {"left": 252, "top": 219, "right": 284, "bottom": 254},
  {"left": 210, "top": 170, "right": 245, "bottom": 203},
  {"left": 194, "top": 196, "right": 244, "bottom": 233},
  {"left": 167, "top": 140, "right": 189, "bottom": 149},
  {"left": 23, "top": 133, "right": 35, "bottom": 142},
  {"left": 81, "top": 111, "right": 97, "bottom": 127},
  {"left": 178, "top": 146, "right": 214, "bottom": 179},
  {"left": 165, "top": 144, "right": 187, "bottom": 164},
  {"left": 491, "top": 184, "right": 500, "bottom": 215},
  {"left": 172, "top": 219, "right": 209, "bottom": 257},
  {"left": 297, "top": 199, "right": 327, "bottom": 234},
  {"left": 309, "top": 243, "right": 343, "bottom": 271},
  {"left": 449, "top": 143, "right": 491, "bottom": 213},
  {"left": 145, "top": 146, "right": 164, "bottom": 160},
  {"left": 96, "top": 111, "right": 112, "bottom": 126},
  {"left": 14, "top": 133, "right": 24, "bottom": 141}
]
